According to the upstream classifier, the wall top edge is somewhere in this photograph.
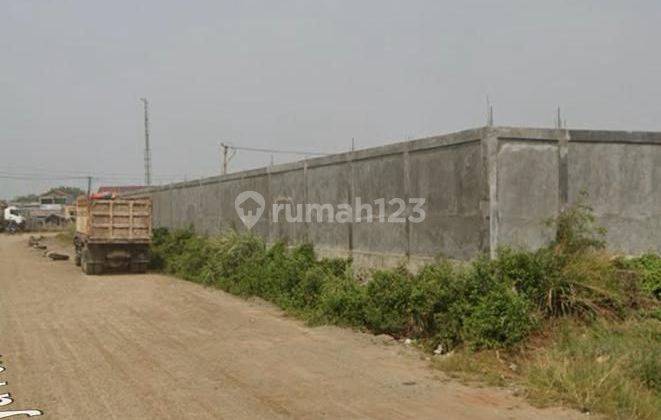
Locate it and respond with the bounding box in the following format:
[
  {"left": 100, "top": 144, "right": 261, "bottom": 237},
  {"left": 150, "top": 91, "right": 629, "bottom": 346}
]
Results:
[
  {"left": 123, "top": 125, "right": 661, "bottom": 196},
  {"left": 494, "top": 126, "right": 661, "bottom": 143}
]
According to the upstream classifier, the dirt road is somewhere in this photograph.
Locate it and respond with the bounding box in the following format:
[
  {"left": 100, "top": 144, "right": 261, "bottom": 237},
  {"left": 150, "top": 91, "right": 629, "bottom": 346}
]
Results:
[{"left": 0, "top": 234, "right": 581, "bottom": 419}]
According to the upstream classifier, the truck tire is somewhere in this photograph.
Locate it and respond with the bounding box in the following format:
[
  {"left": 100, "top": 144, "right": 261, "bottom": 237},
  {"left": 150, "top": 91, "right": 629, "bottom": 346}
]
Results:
[
  {"left": 81, "top": 249, "right": 103, "bottom": 275},
  {"left": 83, "top": 260, "right": 103, "bottom": 275}
]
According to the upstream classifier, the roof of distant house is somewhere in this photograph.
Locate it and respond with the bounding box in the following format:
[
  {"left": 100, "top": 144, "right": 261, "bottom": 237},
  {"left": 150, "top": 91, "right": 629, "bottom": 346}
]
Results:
[{"left": 40, "top": 190, "right": 70, "bottom": 197}]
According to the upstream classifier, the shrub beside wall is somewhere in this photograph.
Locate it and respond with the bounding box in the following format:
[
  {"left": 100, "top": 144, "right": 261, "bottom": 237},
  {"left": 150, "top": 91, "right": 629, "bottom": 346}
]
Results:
[{"left": 149, "top": 203, "right": 659, "bottom": 352}]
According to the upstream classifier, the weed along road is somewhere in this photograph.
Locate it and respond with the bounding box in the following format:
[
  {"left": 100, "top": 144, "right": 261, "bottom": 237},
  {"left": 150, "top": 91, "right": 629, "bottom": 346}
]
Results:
[{"left": 0, "top": 234, "right": 582, "bottom": 420}]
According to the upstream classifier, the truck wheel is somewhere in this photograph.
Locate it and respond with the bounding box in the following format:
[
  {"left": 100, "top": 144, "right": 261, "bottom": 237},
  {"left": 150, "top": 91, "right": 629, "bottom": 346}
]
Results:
[
  {"left": 82, "top": 259, "right": 92, "bottom": 274},
  {"left": 83, "top": 261, "right": 103, "bottom": 275},
  {"left": 81, "top": 249, "right": 103, "bottom": 275}
]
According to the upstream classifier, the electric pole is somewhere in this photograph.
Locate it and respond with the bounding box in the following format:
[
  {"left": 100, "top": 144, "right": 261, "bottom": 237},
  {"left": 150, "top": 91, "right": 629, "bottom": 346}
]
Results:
[
  {"left": 221, "top": 143, "right": 229, "bottom": 175},
  {"left": 556, "top": 106, "right": 563, "bottom": 129},
  {"left": 220, "top": 143, "right": 236, "bottom": 175},
  {"left": 140, "top": 98, "right": 152, "bottom": 186},
  {"left": 87, "top": 176, "right": 92, "bottom": 197}
]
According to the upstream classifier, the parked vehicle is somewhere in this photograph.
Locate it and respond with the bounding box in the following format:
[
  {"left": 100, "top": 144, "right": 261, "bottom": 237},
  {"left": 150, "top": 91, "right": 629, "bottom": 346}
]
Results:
[
  {"left": 1, "top": 205, "right": 27, "bottom": 234},
  {"left": 74, "top": 196, "right": 152, "bottom": 274}
]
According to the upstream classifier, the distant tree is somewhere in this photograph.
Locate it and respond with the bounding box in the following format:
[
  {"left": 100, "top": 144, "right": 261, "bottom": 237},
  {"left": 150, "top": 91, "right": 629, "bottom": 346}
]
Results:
[
  {"left": 13, "top": 193, "right": 39, "bottom": 203},
  {"left": 13, "top": 186, "right": 85, "bottom": 203},
  {"left": 44, "top": 186, "right": 85, "bottom": 198}
]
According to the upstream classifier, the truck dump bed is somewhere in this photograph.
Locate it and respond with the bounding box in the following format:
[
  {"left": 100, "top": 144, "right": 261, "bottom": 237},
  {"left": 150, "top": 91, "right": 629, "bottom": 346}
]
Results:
[{"left": 76, "top": 197, "right": 151, "bottom": 244}]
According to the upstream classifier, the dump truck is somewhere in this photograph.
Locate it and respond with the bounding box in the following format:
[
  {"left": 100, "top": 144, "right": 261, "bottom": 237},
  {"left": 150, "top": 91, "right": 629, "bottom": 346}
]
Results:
[{"left": 74, "top": 196, "right": 152, "bottom": 275}]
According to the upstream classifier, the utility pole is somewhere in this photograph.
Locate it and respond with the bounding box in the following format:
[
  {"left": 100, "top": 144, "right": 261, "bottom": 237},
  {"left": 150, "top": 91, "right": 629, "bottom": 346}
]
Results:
[
  {"left": 555, "top": 106, "right": 563, "bottom": 129},
  {"left": 351, "top": 137, "right": 356, "bottom": 151},
  {"left": 140, "top": 98, "right": 152, "bottom": 186},
  {"left": 86, "top": 176, "right": 92, "bottom": 197},
  {"left": 221, "top": 143, "right": 229, "bottom": 175},
  {"left": 220, "top": 143, "right": 236, "bottom": 175}
]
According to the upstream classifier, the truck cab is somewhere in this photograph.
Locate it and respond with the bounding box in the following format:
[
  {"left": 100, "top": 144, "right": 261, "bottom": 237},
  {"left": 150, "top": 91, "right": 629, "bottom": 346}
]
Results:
[{"left": 2, "top": 206, "right": 26, "bottom": 233}]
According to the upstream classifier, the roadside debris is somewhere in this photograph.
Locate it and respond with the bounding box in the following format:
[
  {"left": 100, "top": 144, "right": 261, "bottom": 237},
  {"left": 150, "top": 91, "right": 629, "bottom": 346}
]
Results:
[
  {"left": 46, "top": 251, "right": 69, "bottom": 261},
  {"left": 28, "top": 236, "right": 70, "bottom": 261},
  {"left": 29, "top": 236, "right": 47, "bottom": 250},
  {"left": 28, "top": 236, "right": 45, "bottom": 247}
]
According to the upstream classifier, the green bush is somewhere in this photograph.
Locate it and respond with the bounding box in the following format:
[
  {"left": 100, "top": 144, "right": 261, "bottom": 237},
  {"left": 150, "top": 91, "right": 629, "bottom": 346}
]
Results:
[
  {"left": 617, "top": 254, "right": 661, "bottom": 299},
  {"left": 549, "top": 193, "right": 607, "bottom": 254},
  {"left": 409, "top": 261, "right": 461, "bottom": 337},
  {"left": 463, "top": 285, "right": 536, "bottom": 349},
  {"left": 315, "top": 275, "right": 366, "bottom": 327},
  {"left": 491, "top": 247, "right": 624, "bottom": 319},
  {"left": 318, "top": 256, "right": 353, "bottom": 278},
  {"left": 148, "top": 227, "right": 171, "bottom": 269},
  {"left": 199, "top": 232, "right": 265, "bottom": 289},
  {"left": 171, "top": 234, "right": 212, "bottom": 281},
  {"left": 411, "top": 262, "right": 489, "bottom": 349},
  {"left": 364, "top": 268, "right": 415, "bottom": 336},
  {"left": 291, "top": 266, "right": 331, "bottom": 309}
]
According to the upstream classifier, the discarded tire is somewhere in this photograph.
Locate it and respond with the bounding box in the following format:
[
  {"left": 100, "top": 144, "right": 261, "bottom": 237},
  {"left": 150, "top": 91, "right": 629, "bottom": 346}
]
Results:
[{"left": 46, "top": 251, "right": 70, "bottom": 261}]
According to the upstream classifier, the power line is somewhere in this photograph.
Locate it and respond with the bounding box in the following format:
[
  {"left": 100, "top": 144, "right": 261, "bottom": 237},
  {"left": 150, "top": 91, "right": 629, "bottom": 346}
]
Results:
[
  {"left": 228, "top": 145, "right": 330, "bottom": 156},
  {"left": 0, "top": 173, "right": 193, "bottom": 186},
  {"left": 0, "top": 173, "right": 89, "bottom": 181},
  {"left": 0, "top": 167, "right": 209, "bottom": 182},
  {"left": 218, "top": 143, "right": 330, "bottom": 174}
]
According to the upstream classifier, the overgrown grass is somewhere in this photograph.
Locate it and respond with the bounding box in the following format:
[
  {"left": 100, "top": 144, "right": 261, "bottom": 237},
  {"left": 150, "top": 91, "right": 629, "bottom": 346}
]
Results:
[
  {"left": 433, "top": 318, "right": 661, "bottom": 419},
  {"left": 526, "top": 319, "right": 660, "bottom": 419},
  {"left": 149, "top": 199, "right": 660, "bottom": 419}
]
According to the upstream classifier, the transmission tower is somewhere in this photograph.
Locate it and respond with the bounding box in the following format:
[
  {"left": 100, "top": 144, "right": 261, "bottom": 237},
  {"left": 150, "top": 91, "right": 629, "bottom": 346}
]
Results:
[{"left": 140, "top": 98, "right": 152, "bottom": 186}]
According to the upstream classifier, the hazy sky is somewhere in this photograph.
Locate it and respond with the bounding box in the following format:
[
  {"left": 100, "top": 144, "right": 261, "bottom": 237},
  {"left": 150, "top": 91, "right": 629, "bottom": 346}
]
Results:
[{"left": 1, "top": 0, "right": 660, "bottom": 199}]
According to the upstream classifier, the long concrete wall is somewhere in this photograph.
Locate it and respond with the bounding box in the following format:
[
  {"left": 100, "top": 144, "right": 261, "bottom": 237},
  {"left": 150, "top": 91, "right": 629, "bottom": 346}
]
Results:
[{"left": 127, "top": 126, "right": 661, "bottom": 267}]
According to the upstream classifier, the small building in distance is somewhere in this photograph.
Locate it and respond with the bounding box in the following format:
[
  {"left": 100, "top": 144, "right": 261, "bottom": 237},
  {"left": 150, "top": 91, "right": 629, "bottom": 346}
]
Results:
[
  {"left": 27, "top": 190, "right": 80, "bottom": 230},
  {"left": 39, "top": 190, "right": 72, "bottom": 209}
]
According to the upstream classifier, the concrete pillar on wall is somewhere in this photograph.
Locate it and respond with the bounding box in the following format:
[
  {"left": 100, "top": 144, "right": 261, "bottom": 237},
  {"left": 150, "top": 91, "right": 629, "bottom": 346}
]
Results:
[
  {"left": 197, "top": 180, "right": 203, "bottom": 234},
  {"left": 169, "top": 183, "right": 174, "bottom": 230},
  {"left": 347, "top": 153, "right": 355, "bottom": 260},
  {"left": 266, "top": 165, "right": 272, "bottom": 245},
  {"left": 403, "top": 146, "right": 411, "bottom": 261},
  {"left": 482, "top": 127, "right": 500, "bottom": 258},
  {"left": 303, "top": 160, "right": 310, "bottom": 242},
  {"left": 557, "top": 129, "right": 570, "bottom": 211}
]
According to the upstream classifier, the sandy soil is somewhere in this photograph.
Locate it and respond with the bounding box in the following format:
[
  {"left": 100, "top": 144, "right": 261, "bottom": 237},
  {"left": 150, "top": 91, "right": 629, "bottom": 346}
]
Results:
[{"left": 0, "top": 234, "right": 583, "bottom": 419}]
